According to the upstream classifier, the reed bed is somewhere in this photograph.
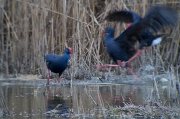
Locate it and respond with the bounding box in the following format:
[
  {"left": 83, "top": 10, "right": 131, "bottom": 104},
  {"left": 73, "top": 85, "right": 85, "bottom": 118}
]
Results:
[{"left": 0, "top": 0, "right": 179, "bottom": 79}]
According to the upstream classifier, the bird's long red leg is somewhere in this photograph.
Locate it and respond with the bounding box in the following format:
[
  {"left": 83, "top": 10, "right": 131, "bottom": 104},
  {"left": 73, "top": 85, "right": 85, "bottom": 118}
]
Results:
[
  {"left": 94, "top": 60, "right": 139, "bottom": 80},
  {"left": 46, "top": 67, "right": 50, "bottom": 85},
  {"left": 117, "top": 60, "right": 139, "bottom": 80},
  {"left": 94, "top": 60, "right": 122, "bottom": 69},
  {"left": 56, "top": 76, "right": 60, "bottom": 84},
  {"left": 116, "top": 60, "right": 122, "bottom": 66},
  {"left": 126, "top": 67, "right": 139, "bottom": 80},
  {"left": 94, "top": 64, "right": 120, "bottom": 70},
  {"left": 126, "top": 49, "right": 141, "bottom": 63}
]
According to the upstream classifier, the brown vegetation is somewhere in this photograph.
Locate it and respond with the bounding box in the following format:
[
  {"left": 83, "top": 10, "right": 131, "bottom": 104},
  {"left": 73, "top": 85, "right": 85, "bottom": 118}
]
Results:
[{"left": 0, "top": 0, "right": 179, "bottom": 79}]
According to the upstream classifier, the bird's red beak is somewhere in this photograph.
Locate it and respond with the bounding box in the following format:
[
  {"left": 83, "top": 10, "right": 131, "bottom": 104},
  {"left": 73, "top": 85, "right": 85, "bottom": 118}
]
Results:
[
  {"left": 126, "top": 24, "right": 131, "bottom": 29},
  {"left": 68, "top": 47, "right": 72, "bottom": 54},
  {"left": 102, "top": 29, "right": 106, "bottom": 34}
]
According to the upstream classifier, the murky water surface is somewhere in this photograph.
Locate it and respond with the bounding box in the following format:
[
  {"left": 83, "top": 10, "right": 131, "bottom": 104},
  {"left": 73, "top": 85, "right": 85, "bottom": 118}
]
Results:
[{"left": 0, "top": 79, "right": 179, "bottom": 119}]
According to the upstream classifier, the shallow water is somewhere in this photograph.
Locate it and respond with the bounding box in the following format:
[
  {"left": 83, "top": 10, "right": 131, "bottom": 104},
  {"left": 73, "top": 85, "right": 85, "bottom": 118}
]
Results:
[{"left": 0, "top": 79, "right": 180, "bottom": 119}]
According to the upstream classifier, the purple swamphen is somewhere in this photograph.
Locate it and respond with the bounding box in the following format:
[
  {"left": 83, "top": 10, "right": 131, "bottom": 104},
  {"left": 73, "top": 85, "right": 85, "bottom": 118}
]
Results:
[
  {"left": 105, "top": 6, "right": 178, "bottom": 64},
  {"left": 95, "top": 6, "right": 178, "bottom": 79},
  {"left": 45, "top": 47, "right": 72, "bottom": 85}
]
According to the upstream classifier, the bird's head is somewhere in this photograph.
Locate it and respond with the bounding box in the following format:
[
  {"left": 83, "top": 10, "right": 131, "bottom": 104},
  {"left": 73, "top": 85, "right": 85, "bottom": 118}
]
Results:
[
  {"left": 102, "top": 26, "right": 114, "bottom": 36},
  {"left": 67, "top": 47, "right": 72, "bottom": 54},
  {"left": 64, "top": 47, "right": 72, "bottom": 54}
]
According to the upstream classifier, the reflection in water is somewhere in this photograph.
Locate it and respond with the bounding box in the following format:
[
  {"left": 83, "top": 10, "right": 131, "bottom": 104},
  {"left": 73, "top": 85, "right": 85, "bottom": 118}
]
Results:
[
  {"left": 45, "top": 86, "right": 72, "bottom": 118},
  {"left": 0, "top": 81, "right": 179, "bottom": 118}
]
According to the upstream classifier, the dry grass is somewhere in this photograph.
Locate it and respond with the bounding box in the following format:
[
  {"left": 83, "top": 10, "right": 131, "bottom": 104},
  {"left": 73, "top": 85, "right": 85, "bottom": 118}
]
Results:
[{"left": 0, "top": 0, "right": 179, "bottom": 79}]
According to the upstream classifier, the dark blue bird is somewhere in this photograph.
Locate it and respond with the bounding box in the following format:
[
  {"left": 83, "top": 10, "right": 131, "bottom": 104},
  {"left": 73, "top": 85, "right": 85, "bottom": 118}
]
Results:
[
  {"left": 45, "top": 47, "right": 72, "bottom": 85},
  {"left": 105, "top": 6, "right": 178, "bottom": 63},
  {"left": 96, "top": 6, "right": 177, "bottom": 79},
  {"left": 106, "top": 10, "right": 163, "bottom": 50}
]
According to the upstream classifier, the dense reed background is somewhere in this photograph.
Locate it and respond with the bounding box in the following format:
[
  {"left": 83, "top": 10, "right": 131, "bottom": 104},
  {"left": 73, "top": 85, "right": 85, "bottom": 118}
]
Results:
[{"left": 0, "top": 0, "right": 179, "bottom": 79}]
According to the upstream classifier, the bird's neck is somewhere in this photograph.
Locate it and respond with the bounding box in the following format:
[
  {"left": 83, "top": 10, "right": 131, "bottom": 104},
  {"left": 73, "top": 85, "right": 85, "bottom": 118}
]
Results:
[
  {"left": 63, "top": 53, "right": 70, "bottom": 61},
  {"left": 104, "top": 33, "right": 114, "bottom": 43}
]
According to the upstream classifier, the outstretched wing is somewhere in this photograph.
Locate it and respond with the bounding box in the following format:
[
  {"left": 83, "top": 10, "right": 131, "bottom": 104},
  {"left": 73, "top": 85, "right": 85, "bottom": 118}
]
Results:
[
  {"left": 105, "top": 10, "right": 142, "bottom": 23},
  {"left": 105, "top": 10, "right": 143, "bottom": 58},
  {"left": 113, "top": 6, "right": 177, "bottom": 44},
  {"left": 141, "top": 6, "right": 178, "bottom": 32},
  {"left": 113, "top": 6, "right": 178, "bottom": 58},
  {"left": 106, "top": 6, "right": 177, "bottom": 33}
]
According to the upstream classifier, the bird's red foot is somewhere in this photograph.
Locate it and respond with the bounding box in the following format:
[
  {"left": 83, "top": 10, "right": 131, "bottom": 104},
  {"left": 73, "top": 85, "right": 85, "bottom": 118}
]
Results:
[
  {"left": 116, "top": 60, "right": 131, "bottom": 68},
  {"left": 126, "top": 67, "right": 139, "bottom": 80},
  {"left": 121, "top": 61, "right": 126, "bottom": 68},
  {"left": 56, "top": 80, "right": 59, "bottom": 84},
  {"left": 56, "top": 76, "right": 60, "bottom": 84},
  {"left": 124, "top": 61, "right": 131, "bottom": 67},
  {"left": 46, "top": 68, "right": 50, "bottom": 85},
  {"left": 116, "top": 60, "right": 130, "bottom": 68}
]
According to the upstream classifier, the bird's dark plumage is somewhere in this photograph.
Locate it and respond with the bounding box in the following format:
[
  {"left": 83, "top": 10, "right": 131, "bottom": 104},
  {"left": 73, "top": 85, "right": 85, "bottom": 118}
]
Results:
[
  {"left": 45, "top": 47, "right": 72, "bottom": 85},
  {"left": 104, "top": 26, "right": 136, "bottom": 62},
  {"left": 105, "top": 10, "right": 142, "bottom": 23},
  {"left": 104, "top": 6, "right": 178, "bottom": 63},
  {"left": 105, "top": 6, "right": 177, "bottom": 30},
  {"left": 105, "top": 6, "right": 178, "bottom": 49}
]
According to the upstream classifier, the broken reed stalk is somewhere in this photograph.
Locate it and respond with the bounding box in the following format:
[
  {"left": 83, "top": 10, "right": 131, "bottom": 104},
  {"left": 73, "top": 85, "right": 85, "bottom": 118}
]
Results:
[
  {"left": 153, "top": 71, "right": 160, "bottom": 99},
  {"left": 0, "top": 0, "right": 179, "bottom": 80}
]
